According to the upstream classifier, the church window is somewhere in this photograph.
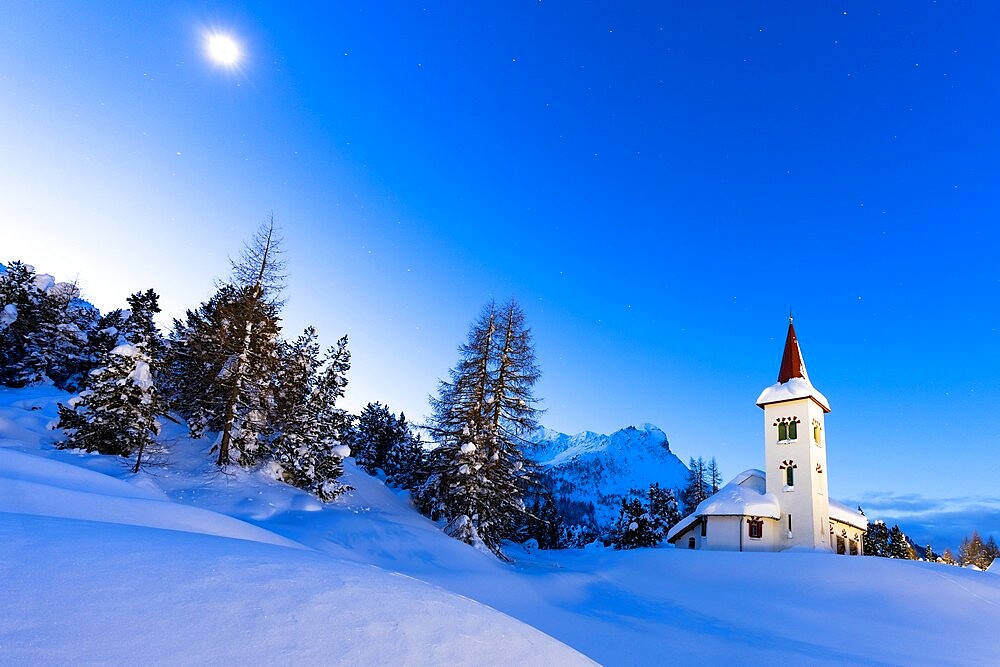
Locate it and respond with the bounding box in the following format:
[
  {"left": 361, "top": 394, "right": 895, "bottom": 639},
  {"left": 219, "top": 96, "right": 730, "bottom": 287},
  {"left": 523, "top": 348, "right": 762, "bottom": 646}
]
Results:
[
  {"left": 773, "top": 417, "right": 800, "bottom": 441},
  {"left": 748, "top": 518, "right": 763, "bottom": 539},
  {"left": 701, "top": 518, "right": 708, "bottom": 537},
  {"left": 787, "top": 514, "right": 793, "bottom": 533},
  {"left": 779, "top": 460, "right": 797, "bottom": 487},
  {"left": 836, "top": 536, "right": 846, "bottom": 554},
  {"left": 812, "top": 420, "right": 822, "bottom": 445},
  {"left": 688, "top": 537, "right": 696, "bottom": 549},
  {"left": 849, "top": 540, "right": 858, "bottom": 555}
]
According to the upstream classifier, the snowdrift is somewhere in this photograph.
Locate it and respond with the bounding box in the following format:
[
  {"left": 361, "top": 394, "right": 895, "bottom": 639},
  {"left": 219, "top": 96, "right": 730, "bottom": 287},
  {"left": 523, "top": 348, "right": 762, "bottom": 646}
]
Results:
[{"left": 2, "top": 385, "right": 998, "bottom": 665}]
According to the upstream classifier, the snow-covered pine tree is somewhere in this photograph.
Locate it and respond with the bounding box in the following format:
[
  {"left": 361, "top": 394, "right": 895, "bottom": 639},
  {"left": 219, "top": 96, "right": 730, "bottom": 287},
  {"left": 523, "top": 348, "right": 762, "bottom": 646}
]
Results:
[
  {"left": 350, "top": 402, "right": 427, "bottom": 487},
  {"left": 0, "top": 261, "right": 91, "bottom": 390},
  {"left": 269, "top": 328, "right": 352, "bottom": 501},
  {"left": 166, "top": 221, "right": 283, "bottom": 467},
  {"left": 56, "top": 289, "right": 164, "bottom": 470},
  {"left": 351, "top": 401, "right": 399, "bottom": 475},
  {"left": 647, "top": 482, "right": 681, "bottom": 536},
  {"left": 864, "top": 520, "right": 890, "bottom": 557},
  {"left": 986, "top": 536, "right": 1000, "bottom": 568},
  {"left": 382, "top": 413, "right": 427, "bottom": 490},
  {"left": 522, "top": 487, "right": 566, "bottom": 549},
  {"left": 612, "top": 497, "right": 659, "bottom": 549},
  {"left": 924, "top": 544, "right": 936, "bottom": 562},
  {"left": 418, "top": 299, "right": 542, "bottom": 558}
]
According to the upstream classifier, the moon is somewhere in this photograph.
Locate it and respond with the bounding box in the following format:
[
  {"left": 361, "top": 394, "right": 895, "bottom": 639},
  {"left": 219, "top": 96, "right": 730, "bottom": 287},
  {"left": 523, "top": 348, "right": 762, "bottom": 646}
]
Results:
[{"left": 207, "top": 34, "right": 240, "bottom": 66}]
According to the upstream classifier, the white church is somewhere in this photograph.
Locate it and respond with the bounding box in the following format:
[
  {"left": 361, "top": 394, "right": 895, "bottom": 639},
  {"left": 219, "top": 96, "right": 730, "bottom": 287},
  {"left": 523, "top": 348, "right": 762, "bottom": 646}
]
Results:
[{"left": 666, "top": 319, "right": 868, "bottom": 555}]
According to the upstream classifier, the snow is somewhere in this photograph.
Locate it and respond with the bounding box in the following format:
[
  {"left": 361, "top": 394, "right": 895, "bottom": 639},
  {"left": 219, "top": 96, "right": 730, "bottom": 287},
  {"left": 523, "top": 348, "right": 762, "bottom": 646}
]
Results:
[
  {"left": 0, "top": 303, "right": 16, "bottom": 328},
  {"left": 695, "top": 469, "right": 782, "bottom": 517},
  {"left": 32, "top": 271, "right": 55, "bottom": 292},
  {"left": 2, "top": 385, "right": 999, "bottom": 665},
  {"left": 332, "top": 444, "right": 351, "bottom": 458},
  {"left": 110, "top": 343, "right": 137, "bottom": 357},
  {"left": 460, "top": 441, "right": 476, "bottom": 454},
  {"left": 756, "top": 376, "right": 831, "bottom": 412}
]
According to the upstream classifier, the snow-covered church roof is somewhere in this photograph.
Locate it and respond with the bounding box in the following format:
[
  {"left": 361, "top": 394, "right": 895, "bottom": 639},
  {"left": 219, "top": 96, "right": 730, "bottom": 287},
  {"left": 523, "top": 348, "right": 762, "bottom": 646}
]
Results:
[
  {"left": 666, "top": 469, "right": 781, "bottom": 542},
  {"left": 755, "top": 318, "right": 830, "bottom": 412},
  {"left": 828, "top": 498, "right": 867, "bottom": 531},
  {"left": 666, "top": 469, "right": 867, "bottom": 542}
]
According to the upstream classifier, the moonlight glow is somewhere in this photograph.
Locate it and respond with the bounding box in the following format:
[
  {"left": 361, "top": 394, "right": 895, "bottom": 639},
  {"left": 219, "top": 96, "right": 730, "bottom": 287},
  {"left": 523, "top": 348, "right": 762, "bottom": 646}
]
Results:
[{"left": 206, "top": 34, "right": 240, "bottom": 66}]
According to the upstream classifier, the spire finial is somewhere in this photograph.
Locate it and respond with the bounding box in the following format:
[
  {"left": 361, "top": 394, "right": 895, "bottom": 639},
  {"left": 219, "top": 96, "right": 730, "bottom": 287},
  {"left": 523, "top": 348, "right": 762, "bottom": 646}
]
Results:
[
  {"left": 777, "top": 316, "right": 807, "bottom": 383},
  {"left": 789, "top": 308, "right": 793, "bottom": 323}
]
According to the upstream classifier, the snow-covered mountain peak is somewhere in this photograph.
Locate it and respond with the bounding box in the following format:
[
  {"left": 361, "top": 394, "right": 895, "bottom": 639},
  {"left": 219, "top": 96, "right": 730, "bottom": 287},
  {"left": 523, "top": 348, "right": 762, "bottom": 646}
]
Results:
[{"left": 525, "top": 424, "right": 689, "bottom": 528}]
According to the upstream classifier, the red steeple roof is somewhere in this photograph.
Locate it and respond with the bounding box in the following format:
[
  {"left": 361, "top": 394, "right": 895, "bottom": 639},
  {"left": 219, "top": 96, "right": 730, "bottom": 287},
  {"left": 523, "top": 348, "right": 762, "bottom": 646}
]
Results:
[{"left": 777, "top": 317, "right": 807, "bottom": 383}]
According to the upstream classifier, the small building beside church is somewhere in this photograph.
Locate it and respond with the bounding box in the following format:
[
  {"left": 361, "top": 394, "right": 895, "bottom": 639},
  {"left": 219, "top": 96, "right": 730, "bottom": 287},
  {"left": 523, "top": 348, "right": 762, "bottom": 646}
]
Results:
[{"left": 666, "top": 319, "right": 867, "bottom": 554}]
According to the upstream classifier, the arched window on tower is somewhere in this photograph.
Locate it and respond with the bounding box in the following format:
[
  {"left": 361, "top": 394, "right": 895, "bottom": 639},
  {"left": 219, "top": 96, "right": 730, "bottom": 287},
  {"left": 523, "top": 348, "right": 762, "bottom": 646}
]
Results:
[
  {"left": 780, "top": 460, "right": 797, "bottom": 488},
  {"left": 774, "top": 417, "right": 800, "bottom": 442}
]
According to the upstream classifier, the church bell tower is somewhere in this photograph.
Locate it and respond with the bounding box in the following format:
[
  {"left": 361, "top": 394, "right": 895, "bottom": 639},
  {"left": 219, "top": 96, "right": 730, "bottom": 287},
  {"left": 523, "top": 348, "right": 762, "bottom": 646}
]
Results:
[{"left": 755, "top": 318, "right": 832, "bottom": 551}]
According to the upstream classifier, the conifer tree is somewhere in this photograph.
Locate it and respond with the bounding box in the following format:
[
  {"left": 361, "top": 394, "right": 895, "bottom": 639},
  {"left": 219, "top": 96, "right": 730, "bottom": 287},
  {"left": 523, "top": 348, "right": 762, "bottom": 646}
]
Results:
[
  {"left": 520, "top": 487, "right": 566, "bottom": 549},
  {"left": 56, "top": 290, "right": 164, "bottom": 470},
  {"left": 706, "top": 458, "right": 722, "bottom": 495},
  {"left": 648, "top": 482, "right": 682, "bottom": 536},
  {"left": 681, "top": 457, "right": 709, "bottom": 513},
  {"left": 382, "top": 413, "right": 427, "bottom": 490},
  {"left": 349, "top": 402, "right": 428, "bottom": 488},
  {"left": 887, "top": 524, "right": 916, "bottom": 559},
  {"left": 864, "top": 520, "right": 890, "bottom": 557},
  {"left": 351, "top": 402, "right": 400, "bottom": 475},
  {"left": 269, "top": 328, "right": 352, "bottom": 500},
  {"left": 167, "top": 221, "right": 284, "bottom": 467},
  {"left": 924, "top": 544, "right": 936, "bottom": 562},
  {"left": 986, "top": 535, "right": 1000, "bottom": 568},
  {"left": 418, "top": 299, "right": 542, "bottom": 557},
  {"left": 0, "top": 261, "right": 91, "bottom": 389},
  {"left": 612, "top": 497, "right": 659, "bottom": 549},
  {"left": 959, "top": 530, "right": 992, "bottom": 569}
]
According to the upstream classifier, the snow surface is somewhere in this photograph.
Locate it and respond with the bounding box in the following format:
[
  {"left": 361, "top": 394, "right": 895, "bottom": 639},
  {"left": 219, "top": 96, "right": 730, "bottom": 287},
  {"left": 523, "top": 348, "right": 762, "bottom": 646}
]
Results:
[
  {"left": 2, "top": 385, "right": 999, "bottom": 665},
  {"left": 756, "top": 376, "right": 831, "bottom": 412}
]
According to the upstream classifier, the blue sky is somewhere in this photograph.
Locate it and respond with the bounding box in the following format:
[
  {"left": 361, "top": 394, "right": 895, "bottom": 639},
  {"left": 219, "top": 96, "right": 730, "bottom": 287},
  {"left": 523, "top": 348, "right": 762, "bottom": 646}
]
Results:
[{"left": 1, "top": 2, "right": 997, "bottom": 548}]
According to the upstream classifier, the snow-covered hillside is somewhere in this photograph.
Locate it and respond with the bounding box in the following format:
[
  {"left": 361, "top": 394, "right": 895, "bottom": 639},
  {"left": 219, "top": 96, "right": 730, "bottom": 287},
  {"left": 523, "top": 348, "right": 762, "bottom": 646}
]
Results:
[
  {"left": 525, "top": 424, "right": 689, "bottom": 526},
  {"left": 2, "top": 386, "right": 999, "bottom": 665}
]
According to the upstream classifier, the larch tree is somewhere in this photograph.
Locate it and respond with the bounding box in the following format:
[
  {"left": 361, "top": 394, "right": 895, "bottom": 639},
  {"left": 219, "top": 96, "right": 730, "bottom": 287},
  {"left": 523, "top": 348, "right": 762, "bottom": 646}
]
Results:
[
  {"left": 681, "top": 456, "right": 709, "bottom": 514},
  {"left": 167, "top": 220, "right": 284, "bottom": 467},
  {"left": 419, "top": 299, "right": 542, "bottom": 558}
]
